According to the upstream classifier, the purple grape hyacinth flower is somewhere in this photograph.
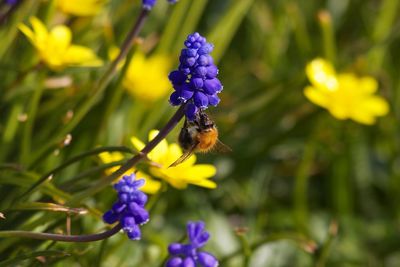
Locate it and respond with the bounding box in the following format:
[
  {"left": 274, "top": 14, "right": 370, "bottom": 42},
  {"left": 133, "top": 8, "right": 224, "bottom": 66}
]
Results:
[
  {"left": 169, "top": 32, "right": 223, "bottom": 121},
  {"left": 103, "top": 173, "right": 149, "bottom": 240},
  {"left": 142, "top": 0, "right": 178, "bottom": 10},
  {"left": 165, "top": 221, "right": 219, "bottom": 267}
]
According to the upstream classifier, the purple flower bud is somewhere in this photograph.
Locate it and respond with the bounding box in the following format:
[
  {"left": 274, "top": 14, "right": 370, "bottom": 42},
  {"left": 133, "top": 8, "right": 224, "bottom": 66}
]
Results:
[
  {"left": 142, "top": 0, "right": 157, "bottom": 10},
  {"left": 128, "top": 202, "right": 150, "bottom": 225},
  {"left": 203, "top": 78, "right": 222, "bottom": 95},
  {"left": 118, "top": 192, "right": 129, "bottom": 203},
  {"left": 168, "top": 243, "right": 184, "bottom": 255},
  {"left": 170, "top": 91, "right": 183, "bottom": 106},
  {"left": 207, "top": 94, "right": 220, "bottom": 106},
  {"left": 191, "top": 78, "right": 204, "bottom": 89},
  {"left": 197, "top": 252, "right": 219, "bottom": 267},
  {"left": 193, "top": 66, "right": 207, "bottom": 78},
  {"left": 185, "top": 103, "right": 198, "bottom": 121},
  {"left": 193, "top": 92, "right": 208, "bottom": 109},
  {"left": 197, "top": 55, "right": 209, "bottom": 66},
  {"left": 166, "top": 257, "right": 183, "bottom": 267},
  {"left": 185, "top": 57, "right": 196, "bottom": 66},
  {"left": 182, "top": 48, "right": 198, "bottom": 57},
  {"left": 126, "top": 224, "right": 141, "bottom": 240},
  {"left": 198, "top": 43, "right": 214, "bottom": 55},
  {"left": 130, "top": 191, "right": 148, "bottom": 206},
  {"left": 182, "top": 257, "right": 196, "bottom": 267},
  {"left": 121, "top": 215, "right": 136, "bottom": 230},
  {"left": 206, "top": 65, "right": 218, "bottom": 79},
  {"left": 112, "top": 202, "right": 126, "bottom": 214},
  {"left": 169, "top": 70, "right": 187, "bottom": 85},
  {"left": 175, "top": 85, "right": 194, "bottom": 101},
  {"left": 102, "top": 210, "right": 119, "bottom": 224}
]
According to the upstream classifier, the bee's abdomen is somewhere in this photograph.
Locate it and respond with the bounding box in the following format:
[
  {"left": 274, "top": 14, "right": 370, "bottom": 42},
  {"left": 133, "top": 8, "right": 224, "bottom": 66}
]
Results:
[{"left": 197, "top": 130, "right": 218, "bottom": 152}]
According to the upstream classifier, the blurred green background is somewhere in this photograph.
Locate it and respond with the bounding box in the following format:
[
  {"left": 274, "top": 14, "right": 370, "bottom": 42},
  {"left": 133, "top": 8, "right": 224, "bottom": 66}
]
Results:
[{"left": 1, "top": 0, "right": 400, "bottom": 266}]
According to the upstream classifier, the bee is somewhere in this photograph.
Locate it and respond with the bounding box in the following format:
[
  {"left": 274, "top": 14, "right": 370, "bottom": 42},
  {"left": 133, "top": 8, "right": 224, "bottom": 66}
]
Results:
[{"left": 169, "top": 110, "right": 231, "bottom": 167}]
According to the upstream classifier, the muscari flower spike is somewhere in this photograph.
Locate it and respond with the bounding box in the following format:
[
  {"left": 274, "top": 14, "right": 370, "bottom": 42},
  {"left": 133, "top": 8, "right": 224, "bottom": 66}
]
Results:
[
  {"left": 102, "top": 173, "right": 149, "bottom": 240},
  {"left": 168, "top": 32, "right": 223, "bottom": 121},
  {"left": 142, "top": 0, "right": 177, "bottom": 10},
  {"left": 165, "top": 221, "right": 219, "bottom": 267}
]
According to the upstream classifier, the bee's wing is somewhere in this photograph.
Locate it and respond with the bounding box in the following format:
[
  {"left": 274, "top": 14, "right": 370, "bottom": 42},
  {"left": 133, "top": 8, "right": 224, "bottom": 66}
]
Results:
[
  {"left": 214, "top": 139, "right": 232, "bottom": 153},
  {"left": 168, "top": 143, "right": 198, "bottom": 167}
]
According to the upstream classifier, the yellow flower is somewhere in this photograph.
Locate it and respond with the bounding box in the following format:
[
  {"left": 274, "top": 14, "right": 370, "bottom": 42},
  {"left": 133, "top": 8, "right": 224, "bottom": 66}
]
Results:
[
  {"left": 131, "top": 130, "right": 217, "bottom": 189},
  {"left": 18, "top": 17, "right": 103, "bottom": 70},
  {"left": 123, "top": 51, "right": 172, "bottom": 102},
  {"left": 56, "top": 0, "right": 107, "bottom": 16},
  {"left": 99, "top": 151, "right": 162, "bottom": 194},
  {"left": 304, "top": 58, "right": 389, "bottom": 125}
]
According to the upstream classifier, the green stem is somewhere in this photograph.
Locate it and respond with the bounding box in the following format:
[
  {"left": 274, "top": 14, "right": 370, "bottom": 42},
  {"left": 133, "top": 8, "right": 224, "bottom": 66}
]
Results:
[
  {"left": 0, "top": 224, "right": 122, "bottom": 242},
  {"left": 317, "top": 10, "right": 336, "bottom": 63},
  {"left": 28, "top": 8, "right": 151, "bottom": 168},
  {"left": 314, "top": 221, "right": 338, "bottom": 267},
  {"left": 294, "top": 140, "right": 316, "bottom": 235},
  {"left": 19, "top": 146, "right": 133, "bottom": 200},
  {"left": 20, "top": 72, "right": 46, "bottom": 164}
]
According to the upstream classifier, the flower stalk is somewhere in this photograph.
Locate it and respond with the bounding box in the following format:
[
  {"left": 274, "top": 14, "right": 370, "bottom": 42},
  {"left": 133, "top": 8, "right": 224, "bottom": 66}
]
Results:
[{"left": 0, "top": 224, "right": 122, "bottom": 242}]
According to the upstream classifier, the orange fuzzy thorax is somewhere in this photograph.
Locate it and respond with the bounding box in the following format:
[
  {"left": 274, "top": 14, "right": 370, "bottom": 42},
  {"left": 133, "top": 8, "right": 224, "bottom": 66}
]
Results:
[{"left": 196, "top": 128, "right": 218, "bottom": 152}]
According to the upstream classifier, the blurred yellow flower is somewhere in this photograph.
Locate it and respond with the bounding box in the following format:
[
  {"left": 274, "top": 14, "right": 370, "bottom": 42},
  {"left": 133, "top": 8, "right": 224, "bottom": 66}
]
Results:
[
  {"left": 131, "top": 130, "right": 217, "bottom": 189},
  {"left": 18, "top": 17, "right": 103, "bottom": 70},
  {"left": 56, "top": 0, "right": 107, "bottom": 16},
  {"left": 99, "top": 151, "right": 162, "bottom": 194},
  {"left": 304, "top": 58, "right": 389, "bottom": 125},
  {"left": 123, "top": 51, "right": 171, "bottom": 102}
]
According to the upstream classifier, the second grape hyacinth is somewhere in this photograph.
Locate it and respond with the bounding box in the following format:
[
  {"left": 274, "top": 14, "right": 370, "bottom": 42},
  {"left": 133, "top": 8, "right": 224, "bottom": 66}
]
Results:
[{"left": 102, "top": 173, "right": 150, "bottom": 240}]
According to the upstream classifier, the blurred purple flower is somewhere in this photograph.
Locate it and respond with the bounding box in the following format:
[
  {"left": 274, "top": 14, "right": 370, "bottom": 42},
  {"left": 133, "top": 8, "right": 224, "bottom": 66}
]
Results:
[
  {"left": 142, "top": 0, "right": 177, "bottom": 10},
  {"left": 165, "top": 221, "right": 218, "bottom": 267}
]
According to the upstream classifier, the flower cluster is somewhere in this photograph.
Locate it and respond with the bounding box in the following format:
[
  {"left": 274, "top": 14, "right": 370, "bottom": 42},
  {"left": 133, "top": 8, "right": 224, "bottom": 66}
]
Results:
[
  {"left": 103, "top": 173, "right": 150, "bottom": 240},
  {"left": 166, "top": 221, "right": 218, "bottom": 267},
  {"left": 304, "top": 58, "right": 389, "bottom": 125},
  {"left": 143, "top": 0, "right": 178, "bottom": 10},
  {"left": 169, "top": 32, "right": 222, "bottom": 121}
]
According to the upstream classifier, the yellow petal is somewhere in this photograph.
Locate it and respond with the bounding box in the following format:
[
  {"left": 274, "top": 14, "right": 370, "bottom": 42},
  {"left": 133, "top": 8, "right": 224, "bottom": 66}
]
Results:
[
  {"left": 130, "top": 136, "right": 146, "bottom": 151},
  {"left": 350, "top": 96, "right": 389, "bottom": 124},
  {"left": 189, "top": 179, "right": 217, "bottom": 189},
  {"left": 18, "top": 24, "right": 35, "bottom": 44},
  {"left": 306, "top": 58, "right": 338, "bottom": 91},
  {"left": 304, "top": 86, "right": 329, "bottom": 108},
  {"left": 177, "top": 165, "right": 217, "bottom": 180},
  {"left": 362, "top": 96, "right": 390, "bottom": 116},
  {"left": 64, "top": 45, "right": 103, "bottom": 66},
  {"left": 359, "top": 76, "right": 378, "bottom": 94},
  {"left": 148, "top": 130, "right": 168, "bottom": 162},
  {"left": 327, "top": 104, "right": 349, "bottom": 120},
  {"left": 30, "top": 17, "right": 48, "bottom": 45},
  {"left": 49, "top": 25, "right": 72, "bottom": 52}
]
